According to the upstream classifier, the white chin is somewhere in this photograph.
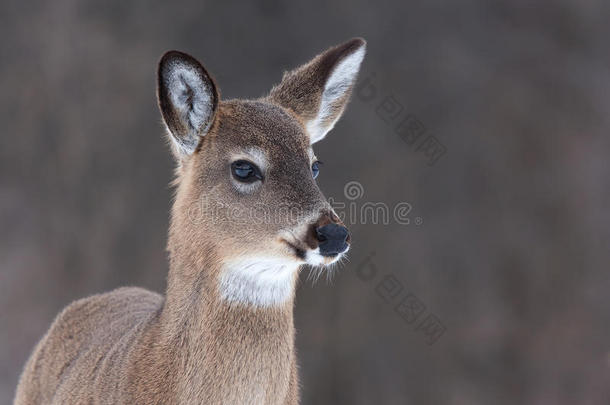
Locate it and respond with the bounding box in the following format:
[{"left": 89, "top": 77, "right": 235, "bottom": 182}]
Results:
[{"left": 305, "top": 247, "right": 348, "bottom": 266}]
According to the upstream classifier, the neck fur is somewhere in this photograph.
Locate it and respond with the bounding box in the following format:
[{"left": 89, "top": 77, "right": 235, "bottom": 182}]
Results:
[
  {"left": 218, "top": 257, "right": 300, "bottom": 307},
  {"left": 150, "top": 252, "right": 298, "bottom": 403}
]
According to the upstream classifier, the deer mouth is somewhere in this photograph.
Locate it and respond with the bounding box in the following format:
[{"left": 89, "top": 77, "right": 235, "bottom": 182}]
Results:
[
  {"left": 280, "top": 236, "right": 349, "bottom": 266},
  {"left": 305, "top": 246, "right": 349, "bottom": 266},
  {"left": 280, "top": 238, "right": 307, "bottom": 261}
]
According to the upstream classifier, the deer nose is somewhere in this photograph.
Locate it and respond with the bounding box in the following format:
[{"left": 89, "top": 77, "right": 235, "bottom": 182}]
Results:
[{"left": 315, "top": 223, "right": 350, "bottom": 257}]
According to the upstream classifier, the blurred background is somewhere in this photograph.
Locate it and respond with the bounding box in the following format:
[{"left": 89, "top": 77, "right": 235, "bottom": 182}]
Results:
[{"left": 2, "top": 0, "right": 610, "bottom": 404}]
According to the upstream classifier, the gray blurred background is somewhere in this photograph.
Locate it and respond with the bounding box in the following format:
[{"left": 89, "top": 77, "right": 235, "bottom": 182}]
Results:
[{"left": 2, "top": 1, "right": 610, "bottom": 404}]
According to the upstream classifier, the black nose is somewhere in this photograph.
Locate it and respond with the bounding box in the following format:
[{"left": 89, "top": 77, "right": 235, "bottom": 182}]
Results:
[{"left": 315, "top": 223, "right": 350, "bottom": 257}]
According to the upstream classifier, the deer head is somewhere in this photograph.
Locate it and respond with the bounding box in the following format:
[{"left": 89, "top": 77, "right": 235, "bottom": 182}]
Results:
[{"left": 158, "top": 38, "right": 366, "bottom": 307}]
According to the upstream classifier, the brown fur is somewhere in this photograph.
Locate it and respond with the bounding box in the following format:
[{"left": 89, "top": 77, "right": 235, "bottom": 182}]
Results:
[{"left": 14, "top": 38, "right": 365, "bottom": 405}]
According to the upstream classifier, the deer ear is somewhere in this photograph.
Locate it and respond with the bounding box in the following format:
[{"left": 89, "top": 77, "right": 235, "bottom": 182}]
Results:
[
  {"left": 269, "top": 38, "right": 366, "bottom": 144},
  {"left": 157, "top": 51, "right": 219, "bottom": 159}
]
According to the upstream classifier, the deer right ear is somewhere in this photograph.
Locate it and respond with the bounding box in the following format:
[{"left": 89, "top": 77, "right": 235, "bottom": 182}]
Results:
[
  {"left": 157, "top": 51, "right": 219, "bottom": 159},
  {"left": 269, "top": 38, "right": 366, "bottom": 144}
]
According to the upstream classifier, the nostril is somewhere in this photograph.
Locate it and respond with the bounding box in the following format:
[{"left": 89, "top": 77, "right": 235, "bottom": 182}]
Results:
[{"left": 315, "top": 228, "right": 328, "bottom": 242}]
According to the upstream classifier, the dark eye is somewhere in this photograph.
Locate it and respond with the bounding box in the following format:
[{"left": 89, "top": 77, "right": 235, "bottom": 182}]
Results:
[
  {"left": 311, "top": 161, "right": 322, "bottom": 179},
  {"left": 231, "top": 160, "right": 263, "bottom": 183}
]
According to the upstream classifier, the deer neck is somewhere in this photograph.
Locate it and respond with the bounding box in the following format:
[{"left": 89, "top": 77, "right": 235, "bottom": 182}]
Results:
[{"left": 155, "top": 241, "right": 299, "bottom": 403}]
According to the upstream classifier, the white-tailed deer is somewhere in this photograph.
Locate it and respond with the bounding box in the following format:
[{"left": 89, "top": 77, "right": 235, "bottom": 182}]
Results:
[{"left": 14, "top": 38, "right": 366, "bottom": 405}]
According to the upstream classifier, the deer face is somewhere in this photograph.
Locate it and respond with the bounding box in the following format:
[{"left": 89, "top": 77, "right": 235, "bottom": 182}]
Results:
[{"left": 158, "top": 39, "right": 365, "bottom": 306}]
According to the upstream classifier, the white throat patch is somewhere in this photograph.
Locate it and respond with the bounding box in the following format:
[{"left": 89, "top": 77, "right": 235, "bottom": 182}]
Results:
[{"left": 219, "top": 257, "right": 300, "bottom": 307}]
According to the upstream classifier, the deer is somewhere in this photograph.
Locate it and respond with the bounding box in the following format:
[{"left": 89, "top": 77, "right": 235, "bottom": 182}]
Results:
[{"left": 14, "top": 37, "right": 366, "bottom": 405}]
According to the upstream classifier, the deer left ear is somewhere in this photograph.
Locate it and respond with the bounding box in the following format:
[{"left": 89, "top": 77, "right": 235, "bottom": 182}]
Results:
[
  {"left": 269, "top": 38, "right": 366, "bottom": 144},
  {"left": 157, "top": 51, "right": 219, "bottom": 160}
]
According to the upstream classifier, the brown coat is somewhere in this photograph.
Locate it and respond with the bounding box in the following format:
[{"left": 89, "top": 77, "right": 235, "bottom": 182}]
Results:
[{"left": 14, "top": 38, "right": 365, "bottom": 405}]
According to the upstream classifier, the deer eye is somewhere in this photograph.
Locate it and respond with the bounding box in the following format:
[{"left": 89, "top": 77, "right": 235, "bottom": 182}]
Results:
[
  {"left": 231, "top": 160, "right": 263, "bottom": 183},
  {"left": 311, "top": 161, "right": 321, "bottom": 179}
]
